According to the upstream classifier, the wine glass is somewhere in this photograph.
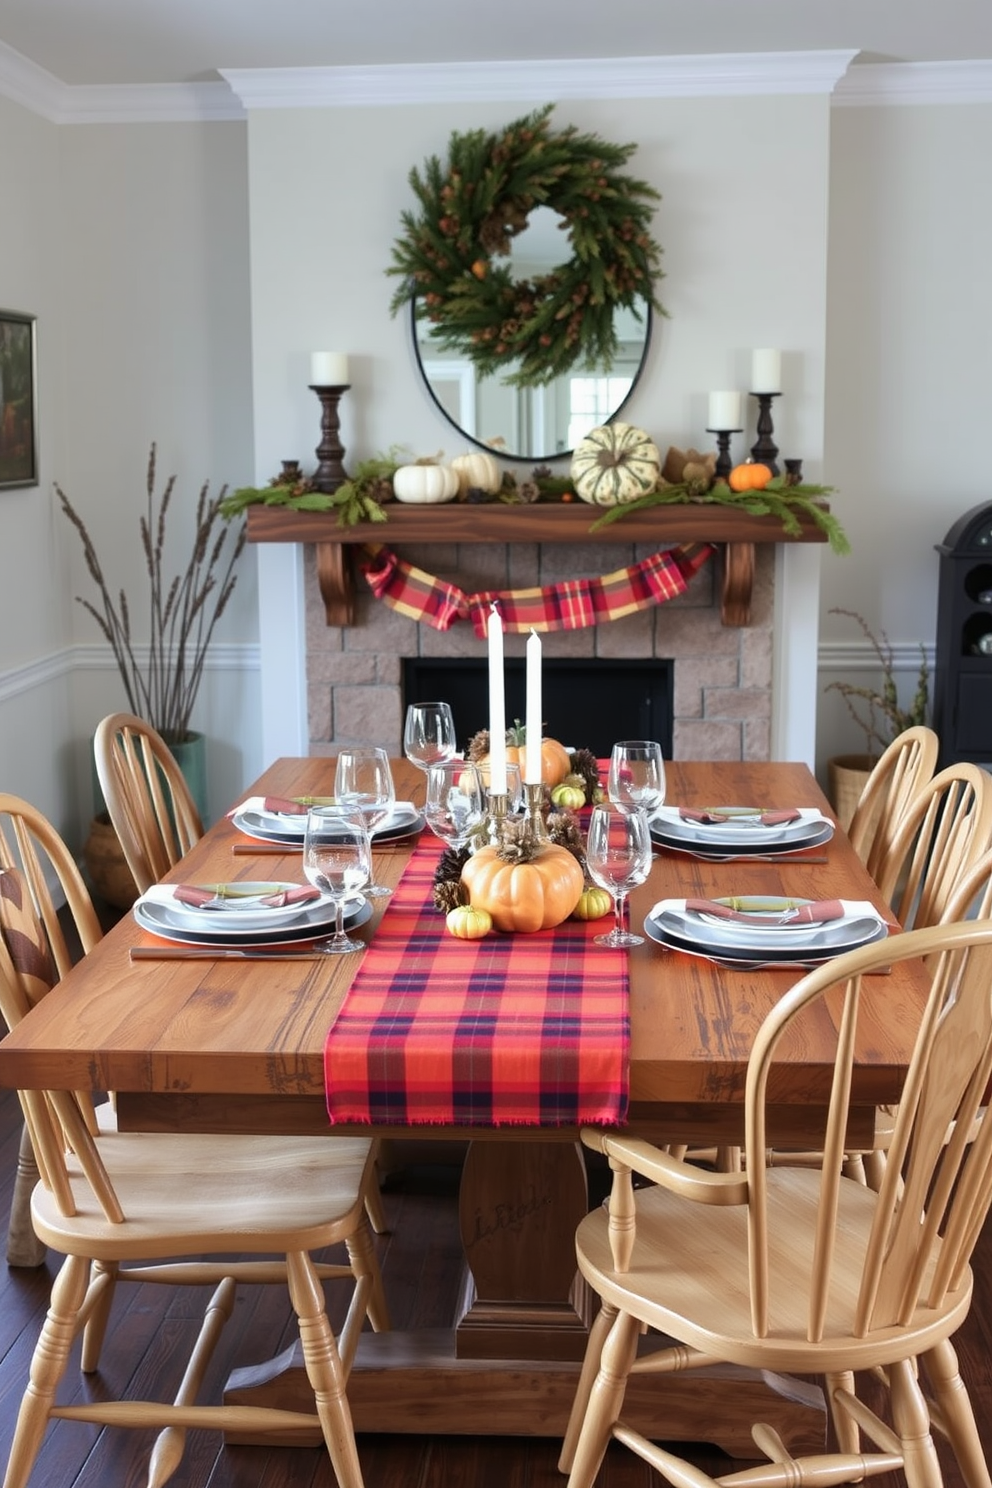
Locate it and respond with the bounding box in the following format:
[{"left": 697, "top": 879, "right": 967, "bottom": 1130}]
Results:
[
  {"left": 424, "top": 760, "right": 485, "bottom": 850},
  {"left": 403, "top": 702, "right": 457, "bottom": 803},
  {"left": 585, "top": 802, "right": 653, "bottom": 948},
  {"left": 608, "top": 740, "right": 666, "bottom": 819},
  {"left": 334, "top": 746, "right": 396, "bottom": 897},
  {"left": 302, "top": 805, "right": 372, "bottom": 955}
]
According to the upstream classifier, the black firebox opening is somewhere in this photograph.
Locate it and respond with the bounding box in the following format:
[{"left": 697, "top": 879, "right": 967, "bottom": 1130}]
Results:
[{"left": 402, "top": 658, "right": 673, "bottom": 760}]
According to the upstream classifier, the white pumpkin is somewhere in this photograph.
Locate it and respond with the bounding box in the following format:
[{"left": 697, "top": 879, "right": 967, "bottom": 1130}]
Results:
[
  {"left": 570, "top": 423, "right": 662, "bottom": 507},
  {"left": 450, "top": 451, "right": 502, "bottom": 497},
  {"left": 392, "top": 462, "right": 460, "bottom": 504}
]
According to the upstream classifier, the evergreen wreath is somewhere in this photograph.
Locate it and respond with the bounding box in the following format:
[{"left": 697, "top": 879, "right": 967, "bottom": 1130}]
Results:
[{"left": 387, "top": 104, "right": 664, "bottom": 390}]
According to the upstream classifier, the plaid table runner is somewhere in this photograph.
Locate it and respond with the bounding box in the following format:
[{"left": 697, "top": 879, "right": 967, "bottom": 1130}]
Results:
[{"left": 323, "top": 838, "right": 629, "bottom": 1128}]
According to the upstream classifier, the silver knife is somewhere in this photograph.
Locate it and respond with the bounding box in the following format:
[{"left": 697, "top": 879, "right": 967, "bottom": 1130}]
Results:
[{"left": 130, "top": 946, "right": 324, "bottom": 962}]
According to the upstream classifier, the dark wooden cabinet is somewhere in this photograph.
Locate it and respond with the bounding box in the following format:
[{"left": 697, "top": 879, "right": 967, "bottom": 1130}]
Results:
[{"left": 933, "top": 501, "right": 992, "bottom": 768}]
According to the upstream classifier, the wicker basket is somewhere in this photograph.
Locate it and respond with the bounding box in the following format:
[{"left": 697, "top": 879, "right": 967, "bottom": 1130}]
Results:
[
  {"left": 82, "top": 813, "right": 139, "bottom": 911},
  {"left": 827, "top": 754, "right": 877, "bottom": 834}
]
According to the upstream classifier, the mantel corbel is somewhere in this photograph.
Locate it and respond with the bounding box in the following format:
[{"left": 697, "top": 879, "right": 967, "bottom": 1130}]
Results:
[{"left": 246, "top": 504, "right": 828, "bottom": 629}]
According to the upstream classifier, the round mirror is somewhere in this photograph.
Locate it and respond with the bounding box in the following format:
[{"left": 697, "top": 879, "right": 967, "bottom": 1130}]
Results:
[{"left": 410, "top": 205, "right": 653, "bottom": 464}]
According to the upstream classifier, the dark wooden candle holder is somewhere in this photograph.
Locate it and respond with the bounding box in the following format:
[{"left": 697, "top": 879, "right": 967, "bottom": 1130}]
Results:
[
  {"left": 309, "top": 383, "right": 350, "bottom": 493},
  {"left": 749, "top": 391, "right": 780, "bottom": 475},
  {"left": 706, "top": 427, "right": 743, "bottom": 482}
]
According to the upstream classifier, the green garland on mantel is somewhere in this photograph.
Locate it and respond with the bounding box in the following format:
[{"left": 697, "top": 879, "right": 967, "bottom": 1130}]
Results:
[
  {"left": 220, "top": 461, "right": 848, "bottom": 552},
  {"left": 386, "top": 104, "right": 664, "bottom": 388}
]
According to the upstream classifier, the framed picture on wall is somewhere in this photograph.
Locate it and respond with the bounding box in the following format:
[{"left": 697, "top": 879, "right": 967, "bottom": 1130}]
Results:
[{"left": 0, "top": 309, "right": 38, "bottom": 489}]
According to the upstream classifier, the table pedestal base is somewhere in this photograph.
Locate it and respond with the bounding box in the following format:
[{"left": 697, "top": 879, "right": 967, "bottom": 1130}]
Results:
[{"left": 225, "top": 1329, "right": 825, "bottom": 1454}]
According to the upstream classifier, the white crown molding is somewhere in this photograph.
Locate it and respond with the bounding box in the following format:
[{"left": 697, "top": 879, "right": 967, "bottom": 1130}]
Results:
[
  {"left": 834, "top": 59, "right": 992, "bottom": 106},
  {"left": 818, "top": 640, "right": 935, "bottom": 675},
  {"left": 221, "top": 50, "right": 858, "bottom": 110},
  {"left": 0, "top": 40, "right": 243, "bottom": 123}
]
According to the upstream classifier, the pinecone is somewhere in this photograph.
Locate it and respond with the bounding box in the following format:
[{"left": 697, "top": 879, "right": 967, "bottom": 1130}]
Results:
[
  {"left": 547, "top": 810, "right": 585, "bottom": 862},
  {"left": 435, "top": 844, "right": 470, "bottom": 884},
  {"left": 369, "top": 476, "right": 395, "bottom": 504},
  {"left": 433, "top": 878, "right": 468, "bottom": 913},
  {"left": 495, "top": 819, "right": 538, "bottom": 864},
  {"left": 466, "top": 729, "right": 490, "bottom": 763},
  {"left": 568, "top": 748, "right": 601, "bottom": 802}
]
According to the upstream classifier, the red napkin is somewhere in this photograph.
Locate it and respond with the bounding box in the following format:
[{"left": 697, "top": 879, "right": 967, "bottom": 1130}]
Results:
[
  {"left": 262, "top": 795, "right": 308, "bottom": 814},
  {"left": 685, "top": 897, "right": 845, "bottom": 927},
  {"left": 679, "top": 807, "right": 802, "bottom": 827},
  {"left": 172, "top": 884, "right": 321, "bottom": 908}
]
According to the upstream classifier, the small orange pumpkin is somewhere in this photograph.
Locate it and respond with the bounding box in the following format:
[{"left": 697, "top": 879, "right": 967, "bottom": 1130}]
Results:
[
  {"left": 460, "top": 842, "right": 584, "bottom": 933},
  {"left": 728, "top": 461, "right": 772, "bottom": 493}
]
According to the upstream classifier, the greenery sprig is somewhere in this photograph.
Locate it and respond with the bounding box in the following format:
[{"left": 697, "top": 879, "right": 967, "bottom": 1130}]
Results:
[
  {"left": 825, "top": 607, "right": 929, "bottom": 757},
  {"left": 219, "top": 451, "right": 403, "bottom": 529},
  {"left": 57, "top": 444, "right": 245, "bottom": 742},
  {"left": 388, "top": 104, "right": 664, "bottom": 388},
  {"left": 588, "top": 475, "right": 850, "bottom": 554}
]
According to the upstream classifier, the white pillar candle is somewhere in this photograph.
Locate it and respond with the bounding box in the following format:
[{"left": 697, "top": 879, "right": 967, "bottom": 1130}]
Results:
[
  {"left": 751, "top": 349, "right": 781, "bottom": 394},
  {"left": 707, "top": 391, "right": 742, "bottom": 429},
  {"left": 524, "top": 630, "right": 543, "bottom": 785},
  {"left": 310, "top": 351, "right": 349, "bottom": 385},
  {"left": 487, "top": 604, "right": 507, "bottom": 795}
]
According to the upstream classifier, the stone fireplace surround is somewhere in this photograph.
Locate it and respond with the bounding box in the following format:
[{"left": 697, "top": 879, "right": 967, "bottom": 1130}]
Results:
[
  {"left": 253, "top": 517, "right": 823, "bottom": 770},
  {"left": 303, "top": 538, "right": 777, "bottom": 762}
]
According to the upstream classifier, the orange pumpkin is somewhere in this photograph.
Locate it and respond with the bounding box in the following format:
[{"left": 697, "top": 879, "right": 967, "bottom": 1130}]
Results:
[
  {"left": 460, "top": 842, "right": 584, "bottom": 933},
  {"left": 728, "top": 461, "right": 772, "bottom": 493}
]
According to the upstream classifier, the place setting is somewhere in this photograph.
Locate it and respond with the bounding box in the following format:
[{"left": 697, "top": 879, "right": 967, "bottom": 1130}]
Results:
[
  {"left": 229, "top": 745, "right": 425, "bottom": 851},
  {"left": 647, "top": 803, "right": 835, "bottom": 862},
  {"left": 643, "top": 893, "right": 890, "bottom": 970}
]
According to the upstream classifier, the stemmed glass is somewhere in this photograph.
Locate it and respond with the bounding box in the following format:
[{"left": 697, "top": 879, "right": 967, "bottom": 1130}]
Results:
[
  {"left": 424, "top": 760, "right": 486, "bottom": 850},
  {"left": 302, "top": 805, "right": 372, "bottom": 955},
  {"left": 608, "top": 740, "right": 666, "bottom": 819},
  {"left": 585, "top": 802, "right": 653, "bottom": 948},
  {"left": 475, "top": 760, "right": 524, "bottom": 817},
  {"left": 334, "top": 746, "right": 396, "bottom": 897},
  {"left": 403, "top": 702, "right": 457, "bottom": 774}
]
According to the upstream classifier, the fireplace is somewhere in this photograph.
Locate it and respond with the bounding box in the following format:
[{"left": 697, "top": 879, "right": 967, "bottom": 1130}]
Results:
[{"left": 402, "top": 658, "right": 673, "bottom": 759}]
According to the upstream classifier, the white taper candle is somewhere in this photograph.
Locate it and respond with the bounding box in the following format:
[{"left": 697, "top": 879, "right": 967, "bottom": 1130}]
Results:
[
  {"left": 525, "top": 630, "right": 543, "bottom": 785},
  {"left": 487, "top": 604, "right": 507, "bottom": 795}
]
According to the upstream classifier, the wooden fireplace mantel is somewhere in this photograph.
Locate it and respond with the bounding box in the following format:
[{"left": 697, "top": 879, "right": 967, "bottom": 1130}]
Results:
[{"left": 245, "top": 502, "right": 829, "bottom": 628}]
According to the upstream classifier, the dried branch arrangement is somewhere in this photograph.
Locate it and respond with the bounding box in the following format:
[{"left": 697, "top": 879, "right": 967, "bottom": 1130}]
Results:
[{"left": 57, "top": 444, "right": 246, "bottom": 742}]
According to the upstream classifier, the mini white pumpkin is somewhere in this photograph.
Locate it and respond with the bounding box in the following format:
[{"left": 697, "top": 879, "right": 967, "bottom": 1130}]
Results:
[
  {"left": 450, "top": 451, "right": 502, "bottom": 497},
  {"left": 392, "top": 462, "right": 460, "bottom": 504},
  {"left": 570, "top": 422, "right": 662, "bottom": 507}
]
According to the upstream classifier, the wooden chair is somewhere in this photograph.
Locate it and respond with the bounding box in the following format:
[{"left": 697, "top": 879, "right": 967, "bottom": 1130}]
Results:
[
  {"left": 0, "top": 794, "right": 105, "bottom": 1267},
  {"left": 93, "top": 711, "right": 204, "bottom": 894},
  {"left": 0, "top": 865, "right": 389, "bottom": 1488},
  {"left": 560, "top": 920, "right": 992, "bottom": 1488},
  {"left": 846, "top": 725, "right": 940, "bottom": 881},
  {"left": 874, "top": 761, "right": 992, "bottom": 930}
]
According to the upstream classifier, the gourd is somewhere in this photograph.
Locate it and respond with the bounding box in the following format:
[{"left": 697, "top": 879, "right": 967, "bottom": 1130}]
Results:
[
  {"left": 572, "top": 886, "right": 613, "bottom": 921},
  {"left": 446, "top": 904, "right": 493, "bottom": 940},
  {"left": 461, "top": 839, "right": 584, "bottom": 933},
  {"left": 570, "top": 422, "right": 661, "bottom": 507},
  {"left": 392, "top": 461, "right": 460, "bottom": 504},
  {"left": 728, "top": 461, "right": 772, "bottom": 493},
  {"left": 450, "top": 451, "right": 502, "bottom": 497},
  {"left": 550, "top": 782, "right": 586, "bottom": 811}
]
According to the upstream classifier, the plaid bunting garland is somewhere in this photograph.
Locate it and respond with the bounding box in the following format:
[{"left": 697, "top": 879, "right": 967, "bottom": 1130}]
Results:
[
  {"left": 323, "top": 838, "right": 630, "bottom": 1128},
  {"left": 360, "top": 542, "right": 713, "bottom": 636}
]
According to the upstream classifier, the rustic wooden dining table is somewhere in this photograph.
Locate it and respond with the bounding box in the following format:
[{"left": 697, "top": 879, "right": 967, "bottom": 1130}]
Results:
[{"left": 0, "top": 756, "right": 931, "bottom": 1456}]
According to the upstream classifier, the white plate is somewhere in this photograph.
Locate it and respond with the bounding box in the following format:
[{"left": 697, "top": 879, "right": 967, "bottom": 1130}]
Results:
[
  {"left": 644, "top": 901, "right": 888, "bottom": 961},
  {"left": 231, "top": 803, "right": 423, "bottom": 846},
  {"left": 133, "top": 893, "right": 371, "bottom": 946},
  {"left": 641, "top": 914, "right": 889, "bottom": 969},
  {"left": 137, "top": 881, "right": 321, "bottom": 932},
  {"left": 651, "top": 819, "right": 835, "bottom": 861},
  {"left": 650, "top": 806, "right": 829, "bottom": 851}
]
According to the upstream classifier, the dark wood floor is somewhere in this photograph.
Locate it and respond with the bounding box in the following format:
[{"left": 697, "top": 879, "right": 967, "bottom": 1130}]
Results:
[{"left": 1, "top": 1100, "right": 991, "bottom": 1488}]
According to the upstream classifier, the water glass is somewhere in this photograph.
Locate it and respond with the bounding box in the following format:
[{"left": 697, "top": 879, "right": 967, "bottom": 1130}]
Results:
[
  {"left": 403, "top": 701, "right": 457, "bottom": 774},
  {"left": 302, "top": 805, "right": 372, "bottom": 955},
  {"left": 608, "top": 740, "right": 666, "bottom": 818},
  {"left": 334, "top": 746, "right": 395, "bottom": 897},
  {"left": 424, "top": 760, "right": 485, "bottom": 850},
  {"left": 474, "top": 760, "right": 524, "bottom": 816},
  {"left": 585, "top": 801, "right": 653, "bottom": 948}
]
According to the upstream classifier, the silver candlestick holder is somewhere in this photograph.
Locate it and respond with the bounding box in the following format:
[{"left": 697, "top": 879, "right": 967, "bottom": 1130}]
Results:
[
  {"left": 483, "top": 791, "right": 509, "bottom": 846},
  {"left": 521, "top": 782, "right": 551, "bottom": 843}
]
